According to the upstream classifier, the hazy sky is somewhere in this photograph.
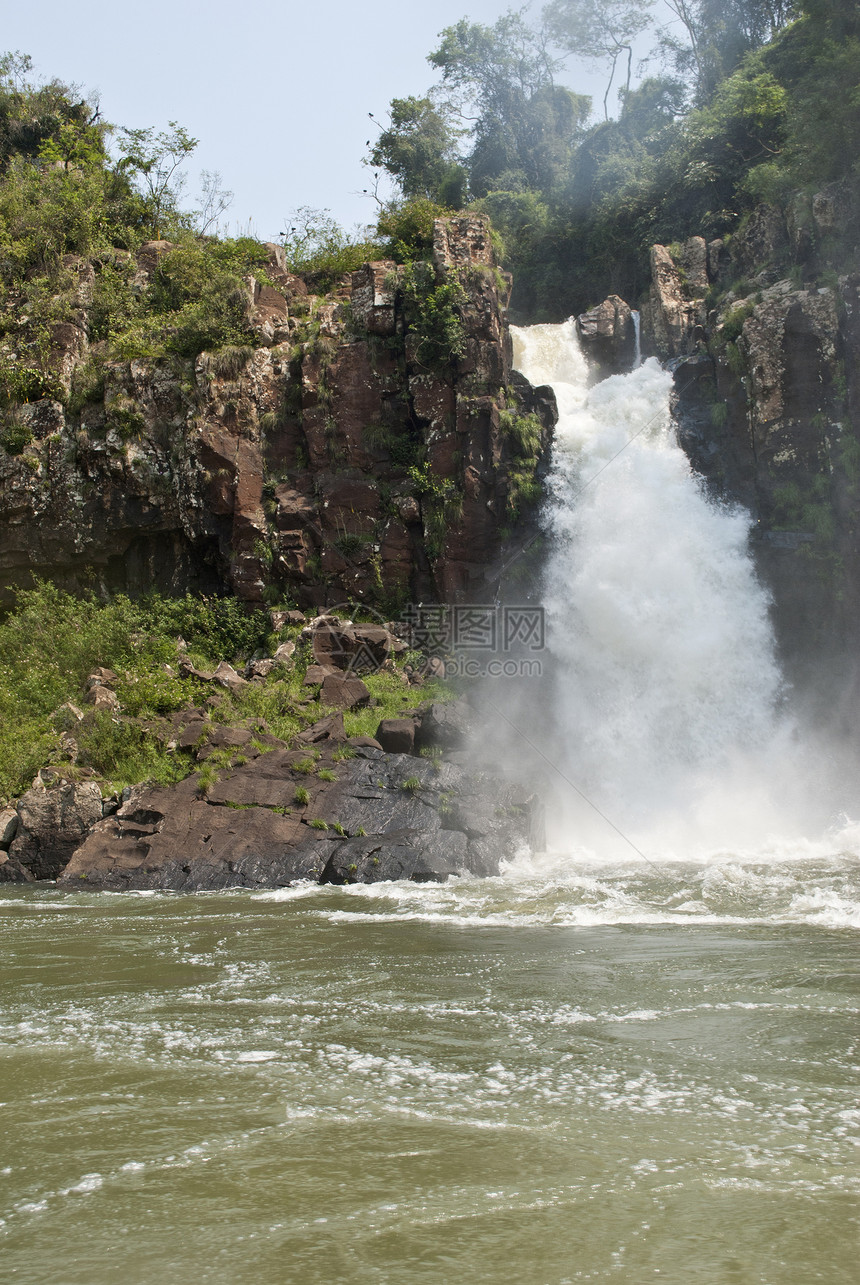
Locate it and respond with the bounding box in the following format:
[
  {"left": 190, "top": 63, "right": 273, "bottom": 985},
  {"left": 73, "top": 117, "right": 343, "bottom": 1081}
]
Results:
[{"left": 5, "top": 1, "right": 654, "bottom": 241}]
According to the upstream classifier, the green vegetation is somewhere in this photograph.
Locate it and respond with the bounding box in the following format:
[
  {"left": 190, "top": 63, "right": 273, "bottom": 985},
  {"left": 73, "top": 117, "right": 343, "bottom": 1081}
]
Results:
[
  {"left": 499, "top": 406, "right": 544, "bottom": 517},
  {"left": 343, "top": 668, "right": 454, "bottom": 740},
  {"left": 366, "top": 1, "right": 858, "bottom": 318},
  {"left": 279, "top": 206, "right": 382, "bottom": 293},
  {"left": 0, "top": 583, "right": 274, "bottom": 801},
  {"left": 399, "top": 261, "right": 467, "bottom": 369},
  {"left": 0, "top": 581, "right": 459, "bottom": 806},
  {"left": 0, "top": 55, "right": 313, "bottom": 416}
]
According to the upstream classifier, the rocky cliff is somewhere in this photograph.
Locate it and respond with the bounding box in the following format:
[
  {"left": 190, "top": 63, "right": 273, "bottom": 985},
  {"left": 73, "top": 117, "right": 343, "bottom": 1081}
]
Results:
[
  {"left": 0, "top": 216, "right": 555, "bottom": 612},
  {"left": 641, "top": 178, "right": 860, "bottom": 716}
]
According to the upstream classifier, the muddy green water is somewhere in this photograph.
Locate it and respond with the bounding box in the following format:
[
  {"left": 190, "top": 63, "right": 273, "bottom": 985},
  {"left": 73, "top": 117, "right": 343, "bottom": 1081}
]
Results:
[{"left": 1, "top": 859, "right": 858, "bottom": 1284}]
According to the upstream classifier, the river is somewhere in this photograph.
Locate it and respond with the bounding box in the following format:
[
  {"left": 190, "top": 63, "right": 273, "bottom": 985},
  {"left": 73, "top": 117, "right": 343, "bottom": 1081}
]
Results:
[
  {"left": 1, "top": 322, "right": 858, "bottom": 1282},
  {"left": 1, "top": 874, "right": 858, "bottom": 1283}
]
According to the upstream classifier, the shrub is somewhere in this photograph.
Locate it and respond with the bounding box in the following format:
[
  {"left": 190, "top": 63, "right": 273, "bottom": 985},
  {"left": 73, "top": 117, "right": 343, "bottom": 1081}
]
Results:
[
  {"left": 400, "top": 261, "right": 466, "bottom": 369},
  {"left": 377, "top": 197, "right": 453, "bottom": 263}
]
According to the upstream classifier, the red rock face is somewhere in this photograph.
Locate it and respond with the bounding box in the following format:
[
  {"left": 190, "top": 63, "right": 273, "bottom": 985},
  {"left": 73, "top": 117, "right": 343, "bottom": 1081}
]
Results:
[{"left": 0, "top": 217, "right": 556, "bottom": 611}]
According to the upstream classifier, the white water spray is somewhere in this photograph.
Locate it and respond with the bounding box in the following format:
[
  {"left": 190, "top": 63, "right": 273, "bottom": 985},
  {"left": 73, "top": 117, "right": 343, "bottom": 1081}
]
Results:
[{"left": 510, "top": 320, "right": 848, "bottom": 859}]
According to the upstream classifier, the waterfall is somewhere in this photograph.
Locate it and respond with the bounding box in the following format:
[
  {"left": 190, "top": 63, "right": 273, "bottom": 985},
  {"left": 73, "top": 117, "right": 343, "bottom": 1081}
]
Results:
[{"left": 510, "top": 320, "right": 805, "bottom": 858}]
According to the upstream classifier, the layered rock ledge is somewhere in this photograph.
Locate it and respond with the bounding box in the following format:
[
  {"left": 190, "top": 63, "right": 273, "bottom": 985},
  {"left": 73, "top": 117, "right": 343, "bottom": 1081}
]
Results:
[{"left": 56, "top": 742, "right": 535, "bottom": 892}]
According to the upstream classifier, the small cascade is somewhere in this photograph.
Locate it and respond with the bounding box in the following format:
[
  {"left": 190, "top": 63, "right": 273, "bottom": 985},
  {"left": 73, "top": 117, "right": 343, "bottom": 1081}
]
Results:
[{"left": 631, "top": 309, "right": 641, "bottom": 367}]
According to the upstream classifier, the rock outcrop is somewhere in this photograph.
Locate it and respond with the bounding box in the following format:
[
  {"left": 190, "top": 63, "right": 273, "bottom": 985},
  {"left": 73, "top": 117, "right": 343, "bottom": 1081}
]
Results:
[
  {"left": 576, "top": 295, "right": 637, "bottom": 374},
  {"left": 55, "top": 739, "right": 535, "bottom": 891},
  {"left": 646, "top": 178, "right": 860, "bottom": 710},
  {"left": 0, "top": 217, "right": 556, "bottom": 611},
  {"left": 5, "top": 776, "right": 106, "bottom": 880}
]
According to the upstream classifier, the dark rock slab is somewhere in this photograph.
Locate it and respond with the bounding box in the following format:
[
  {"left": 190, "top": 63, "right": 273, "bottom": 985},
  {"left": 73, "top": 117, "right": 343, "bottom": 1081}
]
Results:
[
  {"left": 60, "top": 776, "right": 327, "bottom": 891},
  {"left": 55, "top": 746, "right": 537, "bottom": 891},
  {"left": 320, "top": 829, "right": 468, "bottom": 885}
]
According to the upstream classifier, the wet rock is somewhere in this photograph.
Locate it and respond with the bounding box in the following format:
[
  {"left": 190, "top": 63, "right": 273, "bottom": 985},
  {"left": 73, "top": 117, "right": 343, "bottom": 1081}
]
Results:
[
  {"left": 0, "top": 853, "right": 34, "bottom": 883},
  {"left": 576, "top": 295, "right": 636, "bottom": 374},
  {"left": 320, "top": 829, "right": 468, "bottom": 885},
  {"left": 56, "top": 745, "right": 536, "bottom": 891}
]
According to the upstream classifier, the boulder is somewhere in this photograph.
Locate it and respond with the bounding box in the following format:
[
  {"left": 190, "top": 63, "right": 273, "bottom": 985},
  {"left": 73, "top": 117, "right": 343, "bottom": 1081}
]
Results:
[
  {"left": 10, "top": 779, "right": 104, "bottom": 879},
  {"left": 319, "top": 673, "right": 371, "bottom": 710},
  {"left": 86, "top": 667, "right": 119, "bottom": 690},
  {"left": 376, "top": 718, "right": 418, "bottom": 754},
  {"left": 245, "top": 658, "right": 275, "bottom": 681},
  {"left": 416, "top": 700, "right": 471, "bottom": 752},
  {"left": 576, "top": 295, "right": 636, "bottom": 373},
  {"left": 0, "top": 853, "right": 34, "bottom": 883},
  {"left": 321, "top": 829, "right": 468, "bottom": 885},
  {"left": 212, "top": 661, "right": 248, "bottom": 695},
  {"left": 296, "top": 712, "right": 347, "bottom": 744},
  {"left": 273, "top": 641, "right": 296, "bottom": 665},
  {"left": 85, "top": 686, "right": 120, "bottom": 712},
  {"left": 270, "top": 608, "right": 306, "bottom": 630},
  {"left": 312, "top": 621, "right": 357, "bottom": 669},
  {"left": 304, "top": 663, "right": 339, "bottom": 685},
  {"left": 0, "top": 807, "right": 19, "bottom": 848}
]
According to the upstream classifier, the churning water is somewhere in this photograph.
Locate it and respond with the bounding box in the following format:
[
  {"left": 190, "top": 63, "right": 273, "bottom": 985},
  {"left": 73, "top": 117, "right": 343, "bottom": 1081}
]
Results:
[{"left": 1, "top": 322, "right": 858, "bottom": 1283}]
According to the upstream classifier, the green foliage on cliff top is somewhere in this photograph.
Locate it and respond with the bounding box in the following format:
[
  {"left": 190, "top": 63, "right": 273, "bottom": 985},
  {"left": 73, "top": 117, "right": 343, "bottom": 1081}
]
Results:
[
  {"left": 0, "top": 57, "right": 289, "bottom": 398},
  {"left": 368, "top": 0, "right": 859, "bottom": 318}
]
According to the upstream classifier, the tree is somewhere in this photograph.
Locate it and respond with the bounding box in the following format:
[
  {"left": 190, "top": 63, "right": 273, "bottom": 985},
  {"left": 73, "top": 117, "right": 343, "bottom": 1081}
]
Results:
[
  {"left": 425, "top": 11, "right": 587, "bottom": 197},
  {"left": 543, "top": 0, "right": 655, "bottom": 119},
  {"left": 116, "top": 121, "right": 198, "bottom": 237},
  {"left": 37, "top": 109, "right": 105, "bottom": 171},
  {"left": 657, "top": 0, "right": 800, "bottom": 102},
  {"left": 366, "top": 96, "right": 467, "bottom": 206},
  {"left": 194, "top": 170, "right": 233, "bottom": 236},
  {"left": 0, "top": 51, "right": 34, "bottom": 92}
]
